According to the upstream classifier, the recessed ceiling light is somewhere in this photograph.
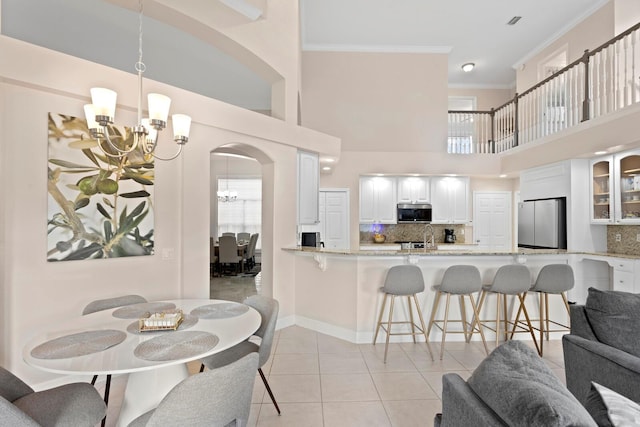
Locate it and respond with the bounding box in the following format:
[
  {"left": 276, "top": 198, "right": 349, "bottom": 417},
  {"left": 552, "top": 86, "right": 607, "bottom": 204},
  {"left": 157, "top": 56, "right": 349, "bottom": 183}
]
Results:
[
  {"left": 322, "top": 158, "right": 335, "bottom": 163},
  {"left": 322, "top": 166, "right": 331, "bottom": 171},
  {"left": 594, "top": 151, "right": 607, "bottom": 155},
  {"left": 461, "top": 63, "right": 475, "bottom": 72},
  {"left": 499, "top": 174, "right": 507, "bottom": 178},
  {"left": 507, "top": 16, "right": 522, "bottom": 26}
]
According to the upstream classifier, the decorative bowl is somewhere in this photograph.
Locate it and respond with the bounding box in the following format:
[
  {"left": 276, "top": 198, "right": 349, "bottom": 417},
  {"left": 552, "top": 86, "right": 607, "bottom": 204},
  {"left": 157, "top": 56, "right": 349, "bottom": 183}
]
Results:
[{"left": 373, "top": 234, "right": 386, "bottom": 243}]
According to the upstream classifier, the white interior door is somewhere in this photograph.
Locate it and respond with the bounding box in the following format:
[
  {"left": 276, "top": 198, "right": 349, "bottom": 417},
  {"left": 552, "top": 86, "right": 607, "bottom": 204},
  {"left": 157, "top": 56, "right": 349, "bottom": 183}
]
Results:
[
  {"left": 473, "top": 191, "right": 512, "bottom": 251},
  {"left": 320, "top": 189, "right": 350, "bottom": 250}
]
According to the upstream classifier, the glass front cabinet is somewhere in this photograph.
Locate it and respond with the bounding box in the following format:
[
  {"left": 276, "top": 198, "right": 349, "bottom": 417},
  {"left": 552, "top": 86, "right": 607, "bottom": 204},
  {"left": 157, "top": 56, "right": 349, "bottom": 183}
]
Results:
[
  {"left": 590, "top": 157, "right": 612, "bottom": 223},
  {"left": 592, "top": 150, "right": 640, "bottom": 224},
  {"left": 614, "top": 150, "right": 640, "bottom": 223}
]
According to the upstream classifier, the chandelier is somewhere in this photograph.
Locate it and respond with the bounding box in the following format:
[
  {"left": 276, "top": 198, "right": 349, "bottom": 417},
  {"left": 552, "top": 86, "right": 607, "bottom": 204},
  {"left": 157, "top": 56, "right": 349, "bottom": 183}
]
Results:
[
  {"left": 217, "top": 155, "right": 238, "bottom": 202},
  {"left": 84, "top": 0, "right": 191, "bottom": 161}
]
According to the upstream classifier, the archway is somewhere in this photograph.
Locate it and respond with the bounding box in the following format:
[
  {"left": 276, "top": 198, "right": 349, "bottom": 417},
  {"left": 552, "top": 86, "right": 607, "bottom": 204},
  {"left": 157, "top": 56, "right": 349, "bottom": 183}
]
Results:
[{"left": 210, "top": 144, "right": 274, "bottom": 300}]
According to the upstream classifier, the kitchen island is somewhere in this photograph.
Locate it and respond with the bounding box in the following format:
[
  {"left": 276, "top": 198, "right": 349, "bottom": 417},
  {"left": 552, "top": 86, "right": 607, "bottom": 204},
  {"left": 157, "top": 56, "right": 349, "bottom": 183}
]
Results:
[{"left": 282, "top": 246, "right": 578, "bottom": 344}]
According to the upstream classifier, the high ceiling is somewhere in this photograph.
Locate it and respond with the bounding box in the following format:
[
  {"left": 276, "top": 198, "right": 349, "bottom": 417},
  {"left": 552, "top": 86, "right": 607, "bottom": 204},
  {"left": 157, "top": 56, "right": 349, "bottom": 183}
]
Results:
[
  {"left": 301, "top": 0, "right": 609, "bottom": 88},
  {"left": 1, "top": 0, "right": 609, "bottom": 110}
]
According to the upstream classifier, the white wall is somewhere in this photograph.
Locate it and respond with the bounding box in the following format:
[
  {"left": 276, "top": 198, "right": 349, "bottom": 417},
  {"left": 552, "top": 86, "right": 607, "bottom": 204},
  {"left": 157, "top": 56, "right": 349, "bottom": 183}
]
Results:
[{"left": 0, "top": 36, "right": 339, "bottom": 384}]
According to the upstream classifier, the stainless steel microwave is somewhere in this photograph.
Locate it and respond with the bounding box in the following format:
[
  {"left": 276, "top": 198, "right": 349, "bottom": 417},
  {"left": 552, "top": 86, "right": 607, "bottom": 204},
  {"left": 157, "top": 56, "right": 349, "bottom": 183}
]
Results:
[{"left": 397, "top": 203, "right": 432, "bottom": 223}]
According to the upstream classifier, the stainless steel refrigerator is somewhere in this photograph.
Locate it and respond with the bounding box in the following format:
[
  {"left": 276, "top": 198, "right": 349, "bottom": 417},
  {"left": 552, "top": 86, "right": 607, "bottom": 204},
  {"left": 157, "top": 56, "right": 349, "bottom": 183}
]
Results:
[{"left": 518, "top": 198, "right": 567, "bottom": 249}]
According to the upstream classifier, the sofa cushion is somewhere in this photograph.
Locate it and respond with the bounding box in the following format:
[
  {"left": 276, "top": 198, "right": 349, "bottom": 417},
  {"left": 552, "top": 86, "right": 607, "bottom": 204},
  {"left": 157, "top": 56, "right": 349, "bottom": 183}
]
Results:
[
  {"left": 585, "top": 382, "right": 640, "bottom": 426},
  {"left": 585, "top": 288, "right": 640, "bottom": 358},
  {"left": 467, "top": 340, "right": 596, "bottom": 427}
]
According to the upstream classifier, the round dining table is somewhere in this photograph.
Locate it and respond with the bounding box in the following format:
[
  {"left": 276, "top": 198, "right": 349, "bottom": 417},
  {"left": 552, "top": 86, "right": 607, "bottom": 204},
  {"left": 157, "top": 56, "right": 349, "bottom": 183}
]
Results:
[{"left": 22, "top": 299, "right": 261, "bottom": 427}]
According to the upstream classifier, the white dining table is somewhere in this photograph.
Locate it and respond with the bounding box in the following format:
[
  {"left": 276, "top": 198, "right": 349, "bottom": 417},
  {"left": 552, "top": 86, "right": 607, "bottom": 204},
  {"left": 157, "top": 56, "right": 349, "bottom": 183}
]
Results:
[{"left": 23, "top": 299, "right": 261, "bottom": 427}]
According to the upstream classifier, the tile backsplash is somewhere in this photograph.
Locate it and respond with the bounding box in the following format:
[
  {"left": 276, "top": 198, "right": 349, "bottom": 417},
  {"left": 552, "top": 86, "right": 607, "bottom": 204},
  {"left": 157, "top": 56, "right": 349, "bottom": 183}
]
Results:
[
  {"left": 607, "top": 225, "right": 640, "bottom": 256},
  {"left": 360, "top": 223, "right": 467, "bottom": 244}
]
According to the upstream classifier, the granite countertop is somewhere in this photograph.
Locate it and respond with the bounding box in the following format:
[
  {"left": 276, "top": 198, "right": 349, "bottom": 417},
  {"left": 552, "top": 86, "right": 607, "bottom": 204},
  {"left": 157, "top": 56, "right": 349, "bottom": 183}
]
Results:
[
  {"left": 282, "top": 246, "right": 640, "bottom": 259},
  {"left": 282, "top": 246, "right": 569, "bottom": 257}
]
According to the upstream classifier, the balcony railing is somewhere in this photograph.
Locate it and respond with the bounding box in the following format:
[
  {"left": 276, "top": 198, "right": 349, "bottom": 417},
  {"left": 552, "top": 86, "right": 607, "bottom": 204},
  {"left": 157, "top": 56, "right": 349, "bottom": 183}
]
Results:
[{"left": 448, "top": 21, "right": 640, "bottom": 154}]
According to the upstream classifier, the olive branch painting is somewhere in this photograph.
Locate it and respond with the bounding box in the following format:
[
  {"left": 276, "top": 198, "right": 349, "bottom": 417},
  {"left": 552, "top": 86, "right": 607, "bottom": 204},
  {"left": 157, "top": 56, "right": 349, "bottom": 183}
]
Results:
[{"left": 47, "top": 113, "right": 154, "bottom": 261}]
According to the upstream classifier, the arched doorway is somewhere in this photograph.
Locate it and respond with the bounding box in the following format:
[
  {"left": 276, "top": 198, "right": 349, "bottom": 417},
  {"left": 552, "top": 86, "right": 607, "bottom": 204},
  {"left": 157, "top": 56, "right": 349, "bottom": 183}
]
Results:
[{"left": 210, "top": 144, "right": 273, "bottom": 301}]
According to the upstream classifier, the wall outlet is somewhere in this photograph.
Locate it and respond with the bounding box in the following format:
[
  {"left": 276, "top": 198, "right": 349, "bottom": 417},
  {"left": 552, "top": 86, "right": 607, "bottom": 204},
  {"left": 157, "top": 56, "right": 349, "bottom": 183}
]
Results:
[
  {"left": 615, "top": 233, "right": 622, "bottom": 242},
  {"left": 162, "top": 248, "right": 175, "bottom": 260}
]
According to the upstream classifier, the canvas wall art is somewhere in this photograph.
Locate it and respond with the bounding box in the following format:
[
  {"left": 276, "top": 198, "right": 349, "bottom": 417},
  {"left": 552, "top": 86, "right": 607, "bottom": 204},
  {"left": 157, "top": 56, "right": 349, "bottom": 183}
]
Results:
[{"left": 47, "top": 113, "right": 154, "bottom": 261}]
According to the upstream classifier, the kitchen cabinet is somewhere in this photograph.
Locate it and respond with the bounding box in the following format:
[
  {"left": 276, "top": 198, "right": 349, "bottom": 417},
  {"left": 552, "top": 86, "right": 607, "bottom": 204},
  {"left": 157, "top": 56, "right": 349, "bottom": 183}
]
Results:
[
  {"left": 591, "top": 150, "right": 640, "bottom": 224},
  {"left": 610, "top": 258, "right": 636, "bottom": 293},
  {"left": 614, "top": 150, "right": 640, "bottom": 224},
  {"left": 297, "top": 150, "right": 319, "bottom": 225},
  {"left": 397, "top": 177, "right": 430, "bottom": 203},
  {"left": 359, "top": 176, "right": 397, "bottom": 224},
  {"left": 430, "top": 176, "right": 470, "bottom": 224},
  {"left": 590, "top": 156, "right": 613, "bottom": 223}
]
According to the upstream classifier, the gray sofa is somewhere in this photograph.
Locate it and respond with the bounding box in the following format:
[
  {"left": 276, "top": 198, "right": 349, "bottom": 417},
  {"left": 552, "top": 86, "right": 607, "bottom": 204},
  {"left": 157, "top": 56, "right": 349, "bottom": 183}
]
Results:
[
  {"left": 563, "top": 287, "right": 640, "bottom": 406},
  {"left": 435, "top": 340, "right": 595, "bottom": 427}
]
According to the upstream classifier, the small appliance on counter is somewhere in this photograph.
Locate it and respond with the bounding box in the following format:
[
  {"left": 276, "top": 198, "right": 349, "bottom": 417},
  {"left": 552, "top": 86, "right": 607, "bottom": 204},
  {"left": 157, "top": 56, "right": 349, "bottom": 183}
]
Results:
[
  {"left": 301, "top": 232, "right": 323, "bottom": 248},
  {"left": 444, "top": 228, "right": 456, "bottom": 244},
  {"left": 396, "top": 241, "right": 426, "bottom": 250}
]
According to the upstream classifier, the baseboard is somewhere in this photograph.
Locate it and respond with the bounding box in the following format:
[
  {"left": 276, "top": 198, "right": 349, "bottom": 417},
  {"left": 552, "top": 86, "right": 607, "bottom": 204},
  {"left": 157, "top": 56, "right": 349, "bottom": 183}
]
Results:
[{"left": 276, "top": 315, "right": 567, "bottom": 345}]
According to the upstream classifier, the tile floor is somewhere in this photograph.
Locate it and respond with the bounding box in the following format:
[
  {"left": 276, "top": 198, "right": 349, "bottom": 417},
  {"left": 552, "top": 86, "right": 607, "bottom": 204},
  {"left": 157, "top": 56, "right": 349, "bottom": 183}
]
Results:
[{"left": 100, "top": 274, "right": 567, "bottom": 427}]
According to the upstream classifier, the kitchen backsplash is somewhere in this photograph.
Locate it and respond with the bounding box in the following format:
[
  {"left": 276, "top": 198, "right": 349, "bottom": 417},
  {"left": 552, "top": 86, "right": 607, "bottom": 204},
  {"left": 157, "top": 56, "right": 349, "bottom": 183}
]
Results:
[
  {"left": 607, "top": 225, "right": 640, "bottom": 256},
  {"left": 360, "top": 224, "right": 467, "bottom": 244}
]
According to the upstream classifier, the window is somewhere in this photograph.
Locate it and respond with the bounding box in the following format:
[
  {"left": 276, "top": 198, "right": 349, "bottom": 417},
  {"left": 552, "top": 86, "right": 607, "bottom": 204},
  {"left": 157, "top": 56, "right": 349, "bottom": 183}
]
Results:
[{"left": 217, "top": 178, "right": 261, "bottom": 249}]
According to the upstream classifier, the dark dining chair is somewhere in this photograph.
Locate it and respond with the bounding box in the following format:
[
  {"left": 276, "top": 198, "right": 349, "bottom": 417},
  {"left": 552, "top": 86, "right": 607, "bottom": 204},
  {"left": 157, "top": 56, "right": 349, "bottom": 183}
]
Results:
[
  {"left": 210, "top": 237, "right": 218, "bottom": 277},
  {"left": 82, "top": 294, "right": 147, "bottom": 426},
  {"left": 0, "top": 366, "right": 106, "bottom": 427}
]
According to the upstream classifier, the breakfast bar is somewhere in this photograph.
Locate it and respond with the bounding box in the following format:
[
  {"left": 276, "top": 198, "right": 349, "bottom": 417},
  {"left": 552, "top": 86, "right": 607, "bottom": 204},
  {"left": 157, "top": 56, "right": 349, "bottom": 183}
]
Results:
[{"left": 283, "top": 246, "right": 582, "bottom": 344}]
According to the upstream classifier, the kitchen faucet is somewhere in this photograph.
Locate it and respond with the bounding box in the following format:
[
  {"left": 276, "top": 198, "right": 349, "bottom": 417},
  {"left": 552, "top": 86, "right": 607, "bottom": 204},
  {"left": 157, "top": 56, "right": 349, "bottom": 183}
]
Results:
[{"left": 423, "top": 224, "right": 435, "bottom": 250}]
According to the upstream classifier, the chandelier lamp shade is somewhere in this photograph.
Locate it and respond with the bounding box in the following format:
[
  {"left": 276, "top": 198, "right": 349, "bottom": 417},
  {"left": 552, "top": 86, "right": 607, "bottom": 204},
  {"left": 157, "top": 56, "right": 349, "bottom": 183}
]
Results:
[
  {"left": 217, "top": 154, "right": 238, "bottom": 202},
  {"left": 83, "top": 0, "right": 191, "bottom": 161}
]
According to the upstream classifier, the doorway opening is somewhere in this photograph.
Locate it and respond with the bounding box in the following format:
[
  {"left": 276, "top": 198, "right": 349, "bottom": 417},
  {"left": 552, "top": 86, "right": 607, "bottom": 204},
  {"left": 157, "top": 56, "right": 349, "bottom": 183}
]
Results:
[{"left": 210, "top": 146, "right": 269, "bottom": 302}]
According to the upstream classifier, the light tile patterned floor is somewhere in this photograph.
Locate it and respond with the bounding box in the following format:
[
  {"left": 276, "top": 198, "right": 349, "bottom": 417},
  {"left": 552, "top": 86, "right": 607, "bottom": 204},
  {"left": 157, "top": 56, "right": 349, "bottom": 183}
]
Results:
[
  {"left": 102, "top": 325, "right": 566, "bottom": 427},
  {"left": 99, "top": 274, "right": 566, "bottom": 426}
]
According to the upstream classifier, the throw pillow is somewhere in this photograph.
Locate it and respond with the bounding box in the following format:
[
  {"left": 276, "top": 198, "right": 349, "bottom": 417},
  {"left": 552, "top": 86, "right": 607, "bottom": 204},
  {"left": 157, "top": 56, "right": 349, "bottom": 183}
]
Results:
[
  {"left": 585, "top": 287, "right": 640, "bottom": 358},
  {"left": 467, "top": 340, "right": 596, "bottom": 427},
  {"left": 585, "top": 382, "right": 640, "bottom": 427}
]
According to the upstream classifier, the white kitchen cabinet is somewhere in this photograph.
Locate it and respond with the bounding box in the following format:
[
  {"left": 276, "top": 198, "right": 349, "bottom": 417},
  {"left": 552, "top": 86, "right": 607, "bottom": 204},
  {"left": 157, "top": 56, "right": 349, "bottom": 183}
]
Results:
[
  {"left": 591, "top": 150, "right": 640, "bottom": 225},
  {"left": 610, "top": 258, "right": 636, "bottom": 293},
  {"left": 613, "top": 149, "right": 640, "bottom": 224},
  {"left": 430, "top": 176, "right": 470, "bottom": 224},
  {"left": 590, "top": 156, "right": 613, "bottom": 224},
  {"left": 359, "top": 176, "right": 397, "bottom": 224},
  {"left": 397, "top": 177, "right": 430, "bottom": 203},
  {"left": 297, "top": 150, "right": 319, "bottom": 225}
]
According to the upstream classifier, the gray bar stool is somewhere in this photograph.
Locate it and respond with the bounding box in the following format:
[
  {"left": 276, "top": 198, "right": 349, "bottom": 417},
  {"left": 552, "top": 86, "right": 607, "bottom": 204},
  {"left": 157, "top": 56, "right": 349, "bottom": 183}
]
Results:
[
  {"left": 373, "top": 265, "right": 434, "bottom": 363},
  {"left": 511, "top": 264, "right": 574, "bottom": 356},
  {"left": 468, "top": 264, "right": 540, "bottom": 354},
  {"left": 426, "top": 265, "right": 489, "bottom": 360}
]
